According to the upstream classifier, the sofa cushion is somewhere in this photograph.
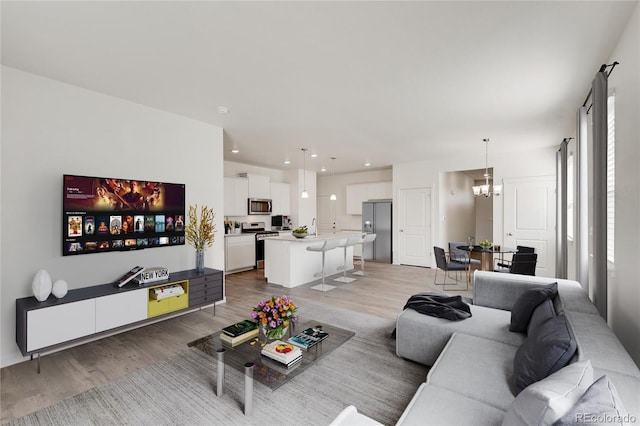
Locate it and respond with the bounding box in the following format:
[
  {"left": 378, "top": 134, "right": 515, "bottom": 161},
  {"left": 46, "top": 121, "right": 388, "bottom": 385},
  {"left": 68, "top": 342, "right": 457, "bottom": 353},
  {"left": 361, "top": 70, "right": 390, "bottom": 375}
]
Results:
[
  {"left": 513, "top": 315, "right": 577, "bottom": 395},
  {"left": 565, "top": 311, "right": 640, "bottom": 379},
  {"left": 591, "top": 369, "right": 640, "bottom": 420},
  {"left": 396, "top": 383, "right": 506, "bottom": 426},
  {"left": 527, "top": 298, "right": 556, "bottom": 335},
  {"left": 553, "top": 375, "right": 628, "bottom": 426},
  {"left": 502, "top": 360, "right": 593, "bottom": 426},
  {"left": 510, "top": 282, "right": 558, "bottom": 332},
  {"left": 428, "top": 332, "right": 517, "bottom": 411},
  {"left": 395, "top": 305, "right": 525, "bottom": 366}
]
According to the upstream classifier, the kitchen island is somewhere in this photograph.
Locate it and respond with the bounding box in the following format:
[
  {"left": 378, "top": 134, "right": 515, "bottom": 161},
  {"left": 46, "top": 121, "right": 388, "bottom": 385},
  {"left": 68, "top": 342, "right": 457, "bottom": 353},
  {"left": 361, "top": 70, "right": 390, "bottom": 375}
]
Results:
[{"left": 264, "top": 232, "right": 362, "bottom": 288}]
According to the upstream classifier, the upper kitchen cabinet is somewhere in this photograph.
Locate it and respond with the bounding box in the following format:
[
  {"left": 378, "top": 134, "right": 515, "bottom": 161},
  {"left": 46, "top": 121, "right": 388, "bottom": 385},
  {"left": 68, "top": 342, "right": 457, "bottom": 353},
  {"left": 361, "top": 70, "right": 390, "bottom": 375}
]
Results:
[
  {"left": 245, "top": 174, "right": 271, "bottom": 199},
  {"left": 224, "top": 177, "right": 249, "bottom": 216},
  {"left": 346, "top": 181, "right": 392, "bottom": 215},
  {"left": 270, "top": 182, "right": 291, "bottom": 216}
]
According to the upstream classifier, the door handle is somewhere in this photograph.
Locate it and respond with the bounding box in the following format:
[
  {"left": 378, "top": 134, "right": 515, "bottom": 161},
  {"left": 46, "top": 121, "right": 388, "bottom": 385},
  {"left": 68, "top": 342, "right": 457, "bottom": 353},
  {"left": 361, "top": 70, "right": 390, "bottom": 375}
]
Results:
[
  {"left": 507, "top": 232, "right": 513, "bottom": 236},
  {"left": 399, "top": 229, "right": 404, "bottom": 232}
]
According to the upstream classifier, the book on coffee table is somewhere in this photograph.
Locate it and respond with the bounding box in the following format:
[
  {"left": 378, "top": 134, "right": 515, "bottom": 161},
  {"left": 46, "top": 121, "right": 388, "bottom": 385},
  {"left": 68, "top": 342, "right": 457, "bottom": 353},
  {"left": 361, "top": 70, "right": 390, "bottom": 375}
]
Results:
[
  {"left": 261, "top": 354, "right": 302, "bottom": 374},
  {"left": 288, "top": 327, "right": 329, "bottom": 350},
  {"left": 222, "top": 320, "right": 258, "bottom": 337},
  {"left": 261, "top": 340, "right": 302, "bottom": 366},
  {"left": 220, "top": 328, "right": 259, "bottom": 347}
]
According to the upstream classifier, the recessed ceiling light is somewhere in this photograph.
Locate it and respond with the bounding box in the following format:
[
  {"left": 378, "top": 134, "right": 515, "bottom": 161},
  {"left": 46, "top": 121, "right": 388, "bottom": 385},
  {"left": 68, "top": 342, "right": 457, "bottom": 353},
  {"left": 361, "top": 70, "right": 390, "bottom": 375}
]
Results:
[
  {"left": 217, "top": 106, "right": 229, "bottom": 114},
  {"left": 284, "top": 160, "right": 291, "bottom": 164},
  {"left": 320, "top": 167, "right": 327, "bottom": 172},
  {"left": 364, "top": 162, "right": 371, "bottom": 167},
  {"left": 231, "top": 149, "right": 239, "bottom": 154},
  {"left": 310, "top": 153, "right": 318, "bottom": 158}
]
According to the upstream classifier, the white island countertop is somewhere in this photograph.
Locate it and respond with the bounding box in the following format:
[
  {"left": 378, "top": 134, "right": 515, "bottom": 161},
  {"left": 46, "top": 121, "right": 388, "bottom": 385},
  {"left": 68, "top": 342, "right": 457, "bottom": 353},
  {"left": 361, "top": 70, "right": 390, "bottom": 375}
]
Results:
[
  {"left": 264, "top": 231, "right": 363, "bottom": 287},
  {"left": 268, "top": 231, "right": 363, "bottom": 243}
]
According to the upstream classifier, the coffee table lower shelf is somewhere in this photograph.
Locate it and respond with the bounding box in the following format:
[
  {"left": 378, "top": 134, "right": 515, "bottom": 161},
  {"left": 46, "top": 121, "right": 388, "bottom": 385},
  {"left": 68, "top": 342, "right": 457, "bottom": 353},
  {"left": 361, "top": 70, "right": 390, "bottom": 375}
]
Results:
[{"left": 188, "top": 319, "right": 355, "bottom": 415}]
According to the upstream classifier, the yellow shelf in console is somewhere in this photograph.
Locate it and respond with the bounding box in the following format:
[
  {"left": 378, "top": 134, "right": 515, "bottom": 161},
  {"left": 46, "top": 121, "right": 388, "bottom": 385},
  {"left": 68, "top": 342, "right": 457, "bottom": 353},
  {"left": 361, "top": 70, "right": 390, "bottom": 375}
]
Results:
[{"left": 147, "top": 280, "right": 189, "bottom": 318}]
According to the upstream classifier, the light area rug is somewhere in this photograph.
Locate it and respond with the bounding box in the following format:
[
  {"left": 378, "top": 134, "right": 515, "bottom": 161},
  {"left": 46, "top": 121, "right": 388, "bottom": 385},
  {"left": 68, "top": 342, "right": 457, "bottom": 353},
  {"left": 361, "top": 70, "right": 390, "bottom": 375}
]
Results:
[{"left": 9, "top": 303, "right": 428, "bottom": 426}]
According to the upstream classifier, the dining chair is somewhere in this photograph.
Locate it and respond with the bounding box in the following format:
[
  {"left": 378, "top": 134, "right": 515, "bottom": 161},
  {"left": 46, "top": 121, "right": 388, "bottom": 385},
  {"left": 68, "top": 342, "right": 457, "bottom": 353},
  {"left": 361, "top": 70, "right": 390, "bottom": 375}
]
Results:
[
  {"left": 495, "top": 252, "right": 538, "bottom": 276},
  {"left": 449, "top": 242, "right": 481, "bottom": 274},
  {"left": 496, "top": 245, "right": 535, "bottom": 269},
  {"left": 433, "top": 246, "right": 468, "bottom": 290}
]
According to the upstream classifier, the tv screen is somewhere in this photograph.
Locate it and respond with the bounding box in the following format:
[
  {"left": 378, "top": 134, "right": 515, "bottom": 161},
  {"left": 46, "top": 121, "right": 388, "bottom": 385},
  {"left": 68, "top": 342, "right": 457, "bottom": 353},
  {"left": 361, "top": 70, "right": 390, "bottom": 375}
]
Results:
[{"left": 63, "top": 174, "right": 186, "bottom": 256}]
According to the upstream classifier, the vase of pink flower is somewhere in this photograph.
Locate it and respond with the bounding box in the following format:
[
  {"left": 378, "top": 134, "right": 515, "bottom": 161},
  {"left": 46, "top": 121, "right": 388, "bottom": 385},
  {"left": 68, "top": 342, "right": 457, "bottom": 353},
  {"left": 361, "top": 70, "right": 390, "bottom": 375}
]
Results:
[{"left": 251, "top": 295, "right": 298, "bottom": 340}]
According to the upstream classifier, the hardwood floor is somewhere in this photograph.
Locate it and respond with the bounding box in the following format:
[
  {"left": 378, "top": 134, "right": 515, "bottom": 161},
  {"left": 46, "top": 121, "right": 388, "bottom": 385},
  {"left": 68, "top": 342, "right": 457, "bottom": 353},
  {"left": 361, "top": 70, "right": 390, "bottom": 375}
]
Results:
[{"left": 0, "top": 262, "right": 472, "bottom": 423}]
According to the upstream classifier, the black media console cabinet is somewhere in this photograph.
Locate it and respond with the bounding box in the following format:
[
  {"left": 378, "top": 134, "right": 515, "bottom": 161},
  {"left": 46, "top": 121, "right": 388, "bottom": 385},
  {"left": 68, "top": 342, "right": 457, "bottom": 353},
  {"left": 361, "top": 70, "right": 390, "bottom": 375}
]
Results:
[{"left": 16, "top": 267, "right": 223, "bottom": 371}]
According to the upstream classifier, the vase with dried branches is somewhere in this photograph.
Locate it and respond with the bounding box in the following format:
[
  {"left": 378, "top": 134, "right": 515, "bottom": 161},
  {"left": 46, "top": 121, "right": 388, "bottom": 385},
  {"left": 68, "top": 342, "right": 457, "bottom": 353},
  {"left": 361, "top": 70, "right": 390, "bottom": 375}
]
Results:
[{"left": 185, "top": 204, "right": 216, "bottom": 273}]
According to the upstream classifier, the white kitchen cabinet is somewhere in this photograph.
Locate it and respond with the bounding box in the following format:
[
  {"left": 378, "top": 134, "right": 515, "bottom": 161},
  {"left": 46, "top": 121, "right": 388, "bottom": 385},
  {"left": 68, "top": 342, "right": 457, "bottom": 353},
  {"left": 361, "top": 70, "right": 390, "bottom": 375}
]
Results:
[
  {"left": 270, "top": 182, "right": 291, "bottom": 215},
  {"left": 224, "top": 177, "right": 249, "bottom": 216},
  {"left": 247, "top": 174, "right": 271, "bottom": 199},
  {"left": 95, "top": 289, "right": 148, "bottom": 333},
  {"left": 225, "top": 235, "right": 256, "bottom": 272},
  {"left": 27, "top": 299, "right": 96, "bottom": 352},
  {"left": 346, "top": 181, "right": 392, "bottom": 214}
]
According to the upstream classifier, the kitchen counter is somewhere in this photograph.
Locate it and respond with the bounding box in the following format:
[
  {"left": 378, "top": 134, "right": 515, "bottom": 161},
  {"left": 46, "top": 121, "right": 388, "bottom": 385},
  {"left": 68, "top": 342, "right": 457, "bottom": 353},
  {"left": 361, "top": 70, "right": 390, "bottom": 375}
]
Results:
[
  {"left": 268, "top": 232, "right": 360, "bottom": 242},
  {"left": 264, "top": 232, "right": 361, "bottom": 287},
  {"left": 224, "top": 233, "right": 247, "bottom": 238}
]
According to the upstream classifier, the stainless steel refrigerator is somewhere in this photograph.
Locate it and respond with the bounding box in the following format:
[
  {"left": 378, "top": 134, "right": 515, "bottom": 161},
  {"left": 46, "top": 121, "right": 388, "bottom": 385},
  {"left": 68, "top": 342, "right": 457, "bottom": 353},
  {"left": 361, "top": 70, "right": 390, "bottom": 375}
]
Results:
[{"left": 362, "top": 201, "right": 392, "bottom": 263}]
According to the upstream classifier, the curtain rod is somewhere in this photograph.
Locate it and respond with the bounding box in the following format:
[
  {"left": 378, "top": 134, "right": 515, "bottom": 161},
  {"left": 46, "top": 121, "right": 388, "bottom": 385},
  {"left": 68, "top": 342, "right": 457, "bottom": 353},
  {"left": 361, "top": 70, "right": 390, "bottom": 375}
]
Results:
[
  {"left": 558, "top": 137, "right": 574, "bottom": 151},
  {"left": 582, "top": 62, "right": 619, "bottom": 108}
]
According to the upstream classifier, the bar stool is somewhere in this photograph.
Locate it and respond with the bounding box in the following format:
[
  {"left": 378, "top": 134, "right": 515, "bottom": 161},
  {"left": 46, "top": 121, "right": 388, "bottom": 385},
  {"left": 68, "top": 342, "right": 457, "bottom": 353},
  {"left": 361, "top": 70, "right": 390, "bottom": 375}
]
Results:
[
  {"left": 352, "top": 233, "right": 376, "bottom": 276},
  {"left": 307, "top": 238, "right": 341, "bottom": 292},
  {"left": 333, "top": 235, "right": 362, "bottom": 283}
]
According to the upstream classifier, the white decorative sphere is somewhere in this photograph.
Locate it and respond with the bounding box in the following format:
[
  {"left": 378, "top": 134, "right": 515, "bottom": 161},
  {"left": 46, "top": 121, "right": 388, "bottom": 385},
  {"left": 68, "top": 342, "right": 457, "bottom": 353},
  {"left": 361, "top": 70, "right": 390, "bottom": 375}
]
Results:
[
  {"left": 52, "top": 280, "right": 68, "bottom": 299},
  {"left": 32, "top": 269, "right": 52, "bottom": 302}
]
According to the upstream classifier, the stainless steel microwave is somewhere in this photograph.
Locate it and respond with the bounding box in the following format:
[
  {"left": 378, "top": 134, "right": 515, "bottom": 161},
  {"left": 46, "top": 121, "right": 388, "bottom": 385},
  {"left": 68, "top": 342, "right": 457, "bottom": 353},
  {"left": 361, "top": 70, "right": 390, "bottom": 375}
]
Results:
[{"left": 248, "top": 198, "right": 272, "bottom": 215}]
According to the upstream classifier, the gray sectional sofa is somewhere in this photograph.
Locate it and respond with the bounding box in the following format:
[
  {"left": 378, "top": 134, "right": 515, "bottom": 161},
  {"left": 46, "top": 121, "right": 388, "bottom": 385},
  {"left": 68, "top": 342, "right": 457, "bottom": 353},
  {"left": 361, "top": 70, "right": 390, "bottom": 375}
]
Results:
[{"left": 391, "top": 271, "right": 640, "bottom": 425}]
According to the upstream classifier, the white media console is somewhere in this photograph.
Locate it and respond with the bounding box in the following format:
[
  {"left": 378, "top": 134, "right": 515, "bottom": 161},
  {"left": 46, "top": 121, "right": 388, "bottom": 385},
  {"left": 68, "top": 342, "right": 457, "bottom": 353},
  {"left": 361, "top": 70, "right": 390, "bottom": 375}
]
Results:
[{"left": 16, "top": 268, "right": 223, "bottom": 372}]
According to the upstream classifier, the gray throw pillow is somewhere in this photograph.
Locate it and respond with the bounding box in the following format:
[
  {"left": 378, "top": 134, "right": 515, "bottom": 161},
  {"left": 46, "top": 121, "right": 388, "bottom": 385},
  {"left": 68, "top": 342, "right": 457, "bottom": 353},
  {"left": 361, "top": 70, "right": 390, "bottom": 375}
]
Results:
[
  {"left": 552, "top": 375, "right": 628, "bottom": 426},
  {"left": 503, "top": 360, "right": 593, "bottom": 426},
  {"left": 513, "top": 314, "right": 577, "bottom": 395},
  {"left": 510, "top": 282, "right": 558, "bottom": 333},
  {"left": 527, "top": 298, "right": 556, "bottom": 335}
]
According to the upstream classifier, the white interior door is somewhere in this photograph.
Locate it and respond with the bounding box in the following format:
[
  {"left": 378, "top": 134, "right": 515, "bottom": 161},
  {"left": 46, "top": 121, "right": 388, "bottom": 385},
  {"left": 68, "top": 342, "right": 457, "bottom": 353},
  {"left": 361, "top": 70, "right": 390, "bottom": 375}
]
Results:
[
  {"left": 503, "top": 176, "right": 556, "bottom": 277},
  {"left": 398, "top": 187, "right": 432, "bottom": 267}
]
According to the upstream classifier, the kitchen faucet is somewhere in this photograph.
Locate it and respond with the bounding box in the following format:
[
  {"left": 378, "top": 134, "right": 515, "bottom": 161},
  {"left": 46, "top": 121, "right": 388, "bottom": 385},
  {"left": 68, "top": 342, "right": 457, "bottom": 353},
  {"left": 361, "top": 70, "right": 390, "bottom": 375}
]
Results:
[{"left": 311, "top": 217, "right": 317, "bottom": 236}]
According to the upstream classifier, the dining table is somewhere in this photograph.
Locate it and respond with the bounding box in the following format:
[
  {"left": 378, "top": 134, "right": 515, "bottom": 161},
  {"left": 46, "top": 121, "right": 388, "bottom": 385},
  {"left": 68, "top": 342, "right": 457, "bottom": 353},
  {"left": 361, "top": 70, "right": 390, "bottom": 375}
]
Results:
[{"left": 456, "top": 245, "right": 518, "bottom": 272}]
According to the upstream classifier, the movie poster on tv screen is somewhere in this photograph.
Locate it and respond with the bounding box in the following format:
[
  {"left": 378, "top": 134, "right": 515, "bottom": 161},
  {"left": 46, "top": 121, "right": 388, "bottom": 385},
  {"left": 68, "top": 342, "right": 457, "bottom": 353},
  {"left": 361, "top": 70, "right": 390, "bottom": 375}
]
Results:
[{"left": 63, "top": 175, "right": 185, "bottom": 256}]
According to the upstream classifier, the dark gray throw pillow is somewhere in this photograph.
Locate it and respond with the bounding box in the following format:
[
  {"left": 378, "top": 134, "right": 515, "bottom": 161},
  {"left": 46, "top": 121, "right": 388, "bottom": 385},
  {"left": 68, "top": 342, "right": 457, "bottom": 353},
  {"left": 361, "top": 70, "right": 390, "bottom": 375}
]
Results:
[
  {"left": 510, "top": 282, "right": 558, "bottom": 333},
  {"left": 513, "top": 314, "right": 577, "bottom": 395},
  {"left": 553, "top": 375, "right": 627, "bottom": 425},
  {"left": 527, "top": 298, "right": 556, "bottom": 335}
]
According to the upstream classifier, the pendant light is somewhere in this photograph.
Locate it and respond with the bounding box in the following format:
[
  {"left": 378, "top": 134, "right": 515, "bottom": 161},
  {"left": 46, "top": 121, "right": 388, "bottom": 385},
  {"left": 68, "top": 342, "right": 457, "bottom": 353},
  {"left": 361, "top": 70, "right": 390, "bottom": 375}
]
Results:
[
  {"left": 301, "top": 148, "right": 309, "bottom": 199},
  {"left": 330, "top": 157, "right": 337, "bottom": 201},
  {"left": 472, "top": 138, "right": 502, "bottom": 197}
]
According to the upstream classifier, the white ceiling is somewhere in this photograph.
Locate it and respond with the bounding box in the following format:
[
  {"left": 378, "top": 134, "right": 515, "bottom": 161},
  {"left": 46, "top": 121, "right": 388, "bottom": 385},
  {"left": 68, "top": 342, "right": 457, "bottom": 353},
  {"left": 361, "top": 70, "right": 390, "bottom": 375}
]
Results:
[{"left": 2, "top": 1, "right": 636, "bottom": 174}]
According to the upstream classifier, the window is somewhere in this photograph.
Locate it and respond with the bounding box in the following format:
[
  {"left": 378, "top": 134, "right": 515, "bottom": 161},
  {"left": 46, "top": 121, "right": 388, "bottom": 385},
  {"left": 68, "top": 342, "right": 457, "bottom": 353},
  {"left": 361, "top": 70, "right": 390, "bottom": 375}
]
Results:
[{"left": 607, "top": 94, "right": 615, "bottom": 263}]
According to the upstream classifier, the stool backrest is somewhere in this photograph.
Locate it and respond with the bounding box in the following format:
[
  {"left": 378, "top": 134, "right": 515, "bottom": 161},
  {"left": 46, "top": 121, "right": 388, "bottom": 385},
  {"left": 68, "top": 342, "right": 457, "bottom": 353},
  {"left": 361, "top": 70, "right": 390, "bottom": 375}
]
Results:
[
  {"left": 360, "top": 233, "right": 377, "bottom": 244},
  {"left": 344, "top": 235, "right": 362, "bottom": 246},
  {"left": 322, "top": 238, "right": 342, "bottom": 251}
]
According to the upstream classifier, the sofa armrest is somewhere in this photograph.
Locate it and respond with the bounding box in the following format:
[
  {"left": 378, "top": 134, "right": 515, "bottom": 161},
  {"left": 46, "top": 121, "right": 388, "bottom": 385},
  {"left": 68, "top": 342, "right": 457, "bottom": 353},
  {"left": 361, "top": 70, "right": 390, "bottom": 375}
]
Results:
[
  {"left": 473, "top": 271, "right": 561, "bottom": 310},
  {"left": 329, "top": 406, "right": 383, "bottom": 426}
]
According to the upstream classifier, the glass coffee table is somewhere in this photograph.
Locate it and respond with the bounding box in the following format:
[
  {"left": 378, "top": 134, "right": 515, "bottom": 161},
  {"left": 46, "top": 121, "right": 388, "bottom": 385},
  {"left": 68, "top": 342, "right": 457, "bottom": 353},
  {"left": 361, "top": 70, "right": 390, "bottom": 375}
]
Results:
[{"left": 188, "top": 319, "right": 355, "bottom": 415}]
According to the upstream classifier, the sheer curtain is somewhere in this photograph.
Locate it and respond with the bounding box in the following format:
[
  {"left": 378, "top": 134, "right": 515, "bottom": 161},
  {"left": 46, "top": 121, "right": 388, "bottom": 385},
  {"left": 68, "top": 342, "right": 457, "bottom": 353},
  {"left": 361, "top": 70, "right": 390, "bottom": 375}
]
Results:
[{"left": 591, "top": 71, "right": 609, "bottom": 319}]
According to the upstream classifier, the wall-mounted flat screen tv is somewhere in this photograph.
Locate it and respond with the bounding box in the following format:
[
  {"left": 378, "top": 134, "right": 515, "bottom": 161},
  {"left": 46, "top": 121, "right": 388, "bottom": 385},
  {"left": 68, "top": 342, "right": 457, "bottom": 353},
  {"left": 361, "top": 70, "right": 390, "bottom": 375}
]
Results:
[{"left": 63, "top": 174, "right": 186, "bottom": 256}]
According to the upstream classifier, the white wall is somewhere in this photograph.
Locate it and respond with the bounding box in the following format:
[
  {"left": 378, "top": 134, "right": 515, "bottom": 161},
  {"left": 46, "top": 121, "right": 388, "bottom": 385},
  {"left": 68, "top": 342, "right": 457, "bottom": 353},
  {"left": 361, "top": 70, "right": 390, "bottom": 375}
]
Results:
[
  {"left": 475, "top": 195, "right": 493, "bottom": 243},
  {"left": 606, "top": 4, "right": 640, "bottom": 366},
  {"left": 393, "top": 146, "right": 557, "bottom": 265},
  {"left": 317, "top": 168, "right": 393, "bottom": 231},
  {"left": 439, "top": 171, "right": 475, "bottom": 246},
  {"left": 0, "top": 67, "right": 224, "bottom": 367}
]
